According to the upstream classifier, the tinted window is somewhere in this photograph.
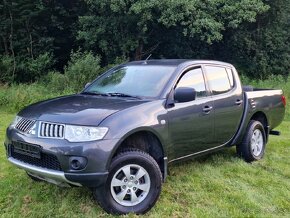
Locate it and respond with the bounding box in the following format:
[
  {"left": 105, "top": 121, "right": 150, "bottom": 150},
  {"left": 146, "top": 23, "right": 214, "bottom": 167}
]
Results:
[
  {"left": 86, "top": 65, "right": 175, "bottom": 97},
  {"left": 176, "top": 68, "right": 207, "bottom": 98},
  {"left": 205, "top": 66, "right": 232, "bottom": 95}
]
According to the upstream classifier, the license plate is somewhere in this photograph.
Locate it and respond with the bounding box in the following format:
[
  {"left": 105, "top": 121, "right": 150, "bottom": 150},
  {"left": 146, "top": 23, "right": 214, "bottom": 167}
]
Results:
[{"left": 12, "top": 141, "right": 41, "bottom": 159}]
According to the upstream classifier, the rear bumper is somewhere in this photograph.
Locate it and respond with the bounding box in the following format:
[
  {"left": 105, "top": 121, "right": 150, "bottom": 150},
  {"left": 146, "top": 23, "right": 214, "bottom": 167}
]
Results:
[{"left": 8, "top": 157, "right": 108, "bottom": 187}]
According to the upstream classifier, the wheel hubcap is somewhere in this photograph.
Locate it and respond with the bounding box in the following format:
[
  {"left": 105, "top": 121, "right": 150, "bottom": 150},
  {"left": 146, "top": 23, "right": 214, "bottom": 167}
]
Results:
[
  {"left": 251, "top": 129, "right": 264, "bottom": 157},
  {"left": 110, "top": 164, "right": 151, "bottom": 206}
]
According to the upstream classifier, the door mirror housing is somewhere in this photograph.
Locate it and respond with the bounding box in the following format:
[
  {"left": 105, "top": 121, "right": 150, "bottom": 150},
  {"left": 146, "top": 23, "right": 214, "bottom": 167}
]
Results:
[
  {"left": 84, "top": 82, "right": 91, "bottom": 89},
  {"left": 174, "top": 87, "right": 196, "bottom": 103}
]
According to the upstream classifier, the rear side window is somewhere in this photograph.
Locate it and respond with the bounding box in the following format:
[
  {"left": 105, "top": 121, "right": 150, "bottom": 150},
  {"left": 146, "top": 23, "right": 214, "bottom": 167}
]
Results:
[
  {"left": 205, "top": 66, "right": 232, "bottom": 95},
  {"left": 176, "top": 67, "right": 207, "bottom": 98}
]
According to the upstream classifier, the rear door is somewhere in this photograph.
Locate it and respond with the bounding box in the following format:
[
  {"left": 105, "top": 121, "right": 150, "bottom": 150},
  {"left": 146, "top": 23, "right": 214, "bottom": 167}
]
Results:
[
  {"left": 167, "top": 66, "right": 215, "bottom": 159},
  {"left": 203, "top": 65, "right": 244, "bottom": 145}
]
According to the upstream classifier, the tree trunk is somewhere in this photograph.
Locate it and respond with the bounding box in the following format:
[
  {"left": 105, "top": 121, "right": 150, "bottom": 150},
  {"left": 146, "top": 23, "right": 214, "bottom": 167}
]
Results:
[
  {"left": 8, "top": 2, "right": 16, "bottom": 81},
  {"left": 134, "top": 41, "right": 143, "bottom": 60},
  {"left": 25, "top": 20, "right": 34, "bottom": 59},
  {"left": 29, "top": 32, "right": 33, "bottom": 59},
  {"left": 1, "top": 35, "right": 9, "bottom": 55}
]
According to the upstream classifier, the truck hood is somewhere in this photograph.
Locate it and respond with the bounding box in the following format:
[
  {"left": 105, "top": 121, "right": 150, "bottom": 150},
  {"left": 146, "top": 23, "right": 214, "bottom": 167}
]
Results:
[{"left": 18, "top": 94, "right": 148, "bottom": 126}]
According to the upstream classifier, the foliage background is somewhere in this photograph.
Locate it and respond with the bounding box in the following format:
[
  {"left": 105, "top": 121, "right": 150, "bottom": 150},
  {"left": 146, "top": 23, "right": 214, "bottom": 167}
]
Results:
[{"left": 0, "top": 0, "right": 289, "bottom": 85}]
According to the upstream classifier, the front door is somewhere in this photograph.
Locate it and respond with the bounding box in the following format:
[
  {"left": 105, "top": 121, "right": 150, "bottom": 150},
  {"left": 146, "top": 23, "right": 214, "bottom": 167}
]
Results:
[{"left": 167, "top": 67, "right": 215, "bottom": 160}]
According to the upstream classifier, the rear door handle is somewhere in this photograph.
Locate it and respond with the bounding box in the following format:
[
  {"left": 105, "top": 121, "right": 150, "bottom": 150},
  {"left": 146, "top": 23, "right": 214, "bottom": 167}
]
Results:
[
  {"left": 235, "top": 99, "right": 243, "bottom": 106},
  {"left": 203, "top": 106, "right": 213, "bottom": 114}
]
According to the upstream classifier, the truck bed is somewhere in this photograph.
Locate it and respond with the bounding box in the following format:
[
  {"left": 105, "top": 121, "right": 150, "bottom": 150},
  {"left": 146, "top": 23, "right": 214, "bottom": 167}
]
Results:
[{"left": 244, "top": 87, "right": 285, "bottom": 130}]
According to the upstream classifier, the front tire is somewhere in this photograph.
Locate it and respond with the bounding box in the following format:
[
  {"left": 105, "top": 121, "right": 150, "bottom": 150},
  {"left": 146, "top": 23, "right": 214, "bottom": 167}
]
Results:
[
  {"left": 93, "top": 150, "right": 162, "bottom": 215},
  {"left": 237, "top": 120, "right": 266, "bottom": 162}
]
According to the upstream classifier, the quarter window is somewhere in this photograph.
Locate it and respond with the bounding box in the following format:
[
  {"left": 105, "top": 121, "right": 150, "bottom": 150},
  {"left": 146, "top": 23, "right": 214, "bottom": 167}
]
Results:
[
  {"left": 176, "top": 67, "right": 207, "bottom": 98},
  {"left": 205, "top": 66, "right": 232, "bottom": 95}
]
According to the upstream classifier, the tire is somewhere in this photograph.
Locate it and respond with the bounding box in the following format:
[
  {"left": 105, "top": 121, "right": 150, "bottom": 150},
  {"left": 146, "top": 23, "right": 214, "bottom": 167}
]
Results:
[
  {"left": 26, "top": 172, "right": 42, "bottom": 182},
  {"left": 93, "top": 149, "right": 162, "bottom": 215},
  {"left": 236, "top": 120, "right": 266, "bottom": 162}
]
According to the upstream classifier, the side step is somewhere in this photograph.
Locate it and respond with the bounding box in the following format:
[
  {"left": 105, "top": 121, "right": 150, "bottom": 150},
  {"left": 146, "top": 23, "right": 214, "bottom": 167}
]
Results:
[{"left": 269, "top": 130, "right": 281, "bottom": 136}]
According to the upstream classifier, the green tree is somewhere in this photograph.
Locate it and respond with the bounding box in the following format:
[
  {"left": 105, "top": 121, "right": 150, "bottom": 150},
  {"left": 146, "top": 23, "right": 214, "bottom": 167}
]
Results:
[
  {"left": 217, "top": 0, "right": 290, "bottom": 78},
  {"left": 0, "top": 0, "right": 85, "bottom": 83},
  {"left": 78, "top": 0, "right": 269, "bottom": 63}
]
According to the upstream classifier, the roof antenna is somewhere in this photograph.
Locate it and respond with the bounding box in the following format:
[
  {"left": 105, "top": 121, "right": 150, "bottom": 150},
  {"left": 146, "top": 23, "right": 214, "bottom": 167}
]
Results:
[{"left": 144, "top": 54, "right": 152, "bottom": 64}]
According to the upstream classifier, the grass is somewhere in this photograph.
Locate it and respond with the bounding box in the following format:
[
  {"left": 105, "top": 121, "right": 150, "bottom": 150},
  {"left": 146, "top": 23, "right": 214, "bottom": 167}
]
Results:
[{"left": 0, "top": 108, "right": 289, "bottom": 217}]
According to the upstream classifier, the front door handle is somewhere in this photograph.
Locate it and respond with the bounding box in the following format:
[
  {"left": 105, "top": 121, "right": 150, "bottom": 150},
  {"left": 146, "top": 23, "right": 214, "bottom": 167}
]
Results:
[
  {"left": 235, "top": 99, "right": 243, "bottom": 106},
  {"left": 203, "top": 106, "right": 213, "bottom": 114}
]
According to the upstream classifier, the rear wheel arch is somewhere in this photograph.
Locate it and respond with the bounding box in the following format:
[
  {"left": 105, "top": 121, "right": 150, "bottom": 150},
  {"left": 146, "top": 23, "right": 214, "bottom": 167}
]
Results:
[
  {"left": 236, "top": 120, "right": 266, "bottom": 162},
  {"left": 250, "top": 111, "right": 269, "bottom": 141}
]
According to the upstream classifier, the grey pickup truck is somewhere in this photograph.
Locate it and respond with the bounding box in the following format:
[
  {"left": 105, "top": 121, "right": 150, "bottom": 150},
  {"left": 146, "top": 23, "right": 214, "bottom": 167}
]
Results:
[{"left": 4, "top": 60, "right": 285, "bottom": 214}]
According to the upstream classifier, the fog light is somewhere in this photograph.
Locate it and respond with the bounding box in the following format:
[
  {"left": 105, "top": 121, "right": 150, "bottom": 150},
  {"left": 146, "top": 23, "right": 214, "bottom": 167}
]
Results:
[{"left": 69, "top": 156, "right": 87, "bottom": 170}]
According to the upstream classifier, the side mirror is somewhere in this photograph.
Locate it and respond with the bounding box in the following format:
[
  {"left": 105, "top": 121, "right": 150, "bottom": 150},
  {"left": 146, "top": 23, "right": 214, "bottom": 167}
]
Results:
[
  {"left": 84, "top": 82, "right": 91, "bottom": 89},
  {"left": 174, "top": 87, "right": 196, "bottom": 103}
]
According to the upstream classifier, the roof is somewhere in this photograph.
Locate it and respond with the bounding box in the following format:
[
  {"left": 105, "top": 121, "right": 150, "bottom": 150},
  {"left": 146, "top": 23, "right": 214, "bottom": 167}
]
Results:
[{"left": 126, "top": 59, "right": 233, "bottom": 67}]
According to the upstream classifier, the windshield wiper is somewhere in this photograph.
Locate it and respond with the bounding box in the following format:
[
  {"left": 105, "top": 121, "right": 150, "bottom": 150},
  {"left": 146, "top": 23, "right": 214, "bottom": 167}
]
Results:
[
  {"left": 107, "top": 92, "right": 142, "bottom": 99},
  {"left": 81, "top": 91, "right": 110, "bottom": 96}
]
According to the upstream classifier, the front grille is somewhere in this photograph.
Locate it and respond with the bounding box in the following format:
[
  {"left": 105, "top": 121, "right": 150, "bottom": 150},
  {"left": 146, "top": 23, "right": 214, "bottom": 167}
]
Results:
[
  {"left": 16, "top": 118, "right": 36, "bottom": 133},
  {"left": 39, "top": 122, "right": 64, "bottom": 138},
  {"left": 10, "top": 144, "right": 62, "bottom": 171}
]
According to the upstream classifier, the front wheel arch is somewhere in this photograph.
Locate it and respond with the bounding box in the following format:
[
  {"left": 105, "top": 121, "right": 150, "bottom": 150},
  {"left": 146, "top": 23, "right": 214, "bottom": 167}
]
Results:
[{"left": 108, "top": 129, "right": 166, "bottom": 179}]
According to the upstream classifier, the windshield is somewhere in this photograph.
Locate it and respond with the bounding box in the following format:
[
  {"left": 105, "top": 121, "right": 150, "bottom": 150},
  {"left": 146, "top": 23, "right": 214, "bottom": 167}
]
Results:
[{"left": 84, "top": 65, "right": 176, "bottom": 98}]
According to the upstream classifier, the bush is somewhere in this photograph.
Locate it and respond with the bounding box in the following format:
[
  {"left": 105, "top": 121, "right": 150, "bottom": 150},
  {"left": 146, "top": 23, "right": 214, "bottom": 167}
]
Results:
[
  {"left": 16, "top": 53, "right": 54, "bottom": 82},
  {"left": 40, "top": 71, "right": 72, "bottom": 93},
  {"left": 64, "top": 51, "right": 102, "bottom": 91},
  {"left": 0, "top": 51, "right": 108, "bottom": 112},
  {"left": 0, "top": 83, "right": 72, "bottom": 112},
  {"left": 0, "top": 55, "right": 14, "bottom": 83},
  {"left": 27, "top": 53, "right": 54, "bottom": 80}
]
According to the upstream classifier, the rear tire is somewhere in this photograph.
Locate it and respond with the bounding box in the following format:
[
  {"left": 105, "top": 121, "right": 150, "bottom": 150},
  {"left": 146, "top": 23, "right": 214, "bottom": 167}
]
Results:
[
  {"left": 93, "top": 149, "right": 162, "bottom": 215},
  {"left": 236, "top": 120, "right": 266, "bottom": 162}
]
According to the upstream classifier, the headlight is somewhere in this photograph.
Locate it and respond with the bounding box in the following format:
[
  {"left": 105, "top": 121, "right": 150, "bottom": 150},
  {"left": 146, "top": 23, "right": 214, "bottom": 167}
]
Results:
[
  {"left": 10, "top": 116, "right": 22, "bottom": 128},
  {"left": 64, "top": 125, "right": 108, "bottom": 142},
  {"left": 27, "top": 123, "right": 37, "bottom": 135}
]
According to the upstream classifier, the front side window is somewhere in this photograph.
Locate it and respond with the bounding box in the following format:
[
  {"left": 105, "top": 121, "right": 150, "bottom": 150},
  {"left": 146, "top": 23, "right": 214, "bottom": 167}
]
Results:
[
  {"left": 205, "top": 66, "right": 232, "bottom": 95},
  {"left": 176, "top": 67, "right": 207, "bottom": 98},
  {"left": 85, "top": 65, "right": 176, "bottom": 98},
  {"left": 226, "top": 68, "right": 234, "bottom": 88}
]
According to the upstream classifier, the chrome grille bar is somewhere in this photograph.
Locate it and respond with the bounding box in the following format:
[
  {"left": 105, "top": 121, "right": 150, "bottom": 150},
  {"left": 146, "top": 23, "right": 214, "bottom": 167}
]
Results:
[
  {"left": 39, "top": 122, "right": 64, "bottom": 139},
  {"left": 58, "top": 125, "right": 63, "bottom": 138},
  {"left": 15, "top": 118, "right": 36, "bottom": 132},
  {"left": 45, "top": 123, "right": 49, "bottom": 137},
  {"left": 50, "top": 124, "right": 53, "bottom": 137},
  {"left": 54, "top": 125, "right": 58, "bottom": 137}
]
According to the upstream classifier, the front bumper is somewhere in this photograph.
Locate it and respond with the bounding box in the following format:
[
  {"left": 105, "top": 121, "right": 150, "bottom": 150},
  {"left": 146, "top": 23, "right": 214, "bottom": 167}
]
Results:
[
  {"left": 5, "top": 126, "right": 119, "bottom": 187},
  {"left": 8, "top": 157, "right": 82, "bottom": 187}
]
